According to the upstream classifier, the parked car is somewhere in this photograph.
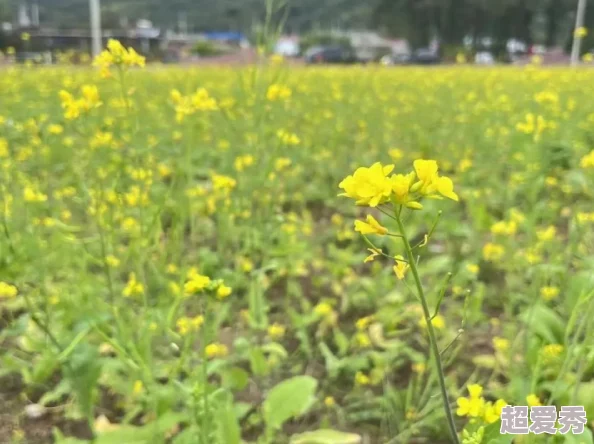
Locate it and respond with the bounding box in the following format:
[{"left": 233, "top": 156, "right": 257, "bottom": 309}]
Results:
[
  {"left": 475, "top": 51, "right": 495, "bottom": 65},
  {"left": 379, "top": 49, "right": 440, "bottom": 66},
  {"left": 411, "top": 48, "right": 440, "bottom": 65},
  {"left": 380, "top": 53, "right": 412, "bottom": 65},
  {"left": 15, "top": 51, "right": 52, "bottom": 64},
  {"left": 304, "top": 46, "right": 359, "bottom": 64}
]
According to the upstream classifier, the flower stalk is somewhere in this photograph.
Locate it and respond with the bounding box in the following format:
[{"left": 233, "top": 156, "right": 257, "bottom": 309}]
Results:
[{"left": 395, "top": 211, "right": 460, "bottom": 444}]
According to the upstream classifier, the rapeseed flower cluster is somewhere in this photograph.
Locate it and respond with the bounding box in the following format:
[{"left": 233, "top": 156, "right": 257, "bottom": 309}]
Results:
[
  {"left": 266, "top": 84, "right": 292, "bottom": 101},
  {"left": 93, "top": 39, "right": 145, "bottom": 78},
  {"left": 170, "top": 88, "right": 218, "bottom": 122},
  {"left": 339, "top": 160, "right": 458, "bottom": 209},
  {"left": 456, "top": 384, "right": 507, "bottom": 425},
  {"left": 58, "top": 85, "right": 102, "bottom": 120}
]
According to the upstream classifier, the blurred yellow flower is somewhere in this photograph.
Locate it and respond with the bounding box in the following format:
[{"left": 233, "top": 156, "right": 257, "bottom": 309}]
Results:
[
  {"left": 482, "top": 243, "right": 505, "bottom": 262},
  {"left": 493, "top": 337, "right": 509, "bottom": 353},
  {"left": 176, "top": 315, "right": 204, "bottom": 335},
  {"left": 526, "top": 394, "right": 542, "bottom": 407},
  {"left": 575, "top": 27, "right": 588, "bottom": 38},
  {"left": 205, "top": 343, "right": 228, "bottom": 359},
  {"left": 267, "top": 323, "right": 286, "bottom": 340},
  {"left": 184, "top": 273, "right": 211, "bottom": 296},
  {"left": 123, "top": 273, "right": 144, "bottom": 297},
  {"left": 0, "top": 281, "right": 18, "bottom": 299},
  {"left": 266, "top": 84, "right": 291, "bottom": 101},
  {"left": 540, "top": 286, "right": 559, "bottom": 301},
  {"left": 355, "top": 371, "right": 370, "bottom": 386},
  {"left": 216, "top": 284, "right": 232, "bottom": 300}
]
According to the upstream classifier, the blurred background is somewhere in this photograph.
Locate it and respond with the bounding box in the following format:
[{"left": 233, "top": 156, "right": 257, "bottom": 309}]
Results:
[{"left": 0, "top": 0, "right": 593, "bottom": 66}]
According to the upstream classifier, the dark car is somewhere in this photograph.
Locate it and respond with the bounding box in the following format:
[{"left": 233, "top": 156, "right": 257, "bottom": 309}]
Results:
[
  {"left": 304, "top": 46, "right": 359, "bottom": 64},
  {"left": 15, "top": 51, "right": 50, "bottom": 64},
  {"left": 380, "top": 53, "right": 412, "bottom": 65},
  {"left": 411, "top": 48, "right": 440, "bottom": 65}
]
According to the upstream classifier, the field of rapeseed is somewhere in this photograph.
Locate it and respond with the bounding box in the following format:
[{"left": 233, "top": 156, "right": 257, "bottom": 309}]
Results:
[{"left": 1, "top": 42, "right": 594, "bottom": 444}]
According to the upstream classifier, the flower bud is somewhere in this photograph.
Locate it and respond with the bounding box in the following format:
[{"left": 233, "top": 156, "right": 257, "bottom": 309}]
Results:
[
  {"left": 406, "top": 201, "right": 423, "bottom": 210},
  {"left": 409, "top": 181, "right": 423, "bottom": 193}
]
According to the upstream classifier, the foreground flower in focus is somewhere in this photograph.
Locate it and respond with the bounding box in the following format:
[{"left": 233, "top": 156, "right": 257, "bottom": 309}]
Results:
[
  {"left": 338, "top": 162, "right": 394, "bottom": 207},
  {"left": 354, "top": 215, "right": 388, "bottom": 235},
  {"left": 339, "top": 159, "right": 458, "bottom": 208}
]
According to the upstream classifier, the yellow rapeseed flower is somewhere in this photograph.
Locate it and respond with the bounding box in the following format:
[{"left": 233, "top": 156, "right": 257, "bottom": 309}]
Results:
[
  {"left": 184, "top": 273, "right": 211, "bottom": 296},
  {"left": 536, "top": 225, "right": 556, "bottom": 242},
  {"left": 393, "top": 255, "right": 409, "bottom": 280},
  {"left": 493, "top": 337, "right": 510, "bottom": 353},
  {"left": 314, "top": 302, "right": 333, "bottom": 317},
  {"left": 456, "top": 384, "right": 495, "bottom": 420},
  {"left": 267, "top": 323, "right": 286, "bottom": 340},
  {"left": 526, "top": 394, "right": 542, "bottom": 407},
  {"left": 364, "top": 248, "right": 382, "bottom": 263},
  {"left": 484, "top": 399, "right": 507, "bottom": 424},
  {"left": 0, "top": 281, "right": 18, "bottom": 299},
  {"left": 205, "top": 343, "right": 229, "bottom": 359},
  {"left": 176, "top": 315, "right": 204, "bottom": 335},
  {"left": 540, "top": 286, "right": 559, "bottom": 301},
  {"left": 266, "top": 84, "right": 292, "bottom": 101},
  {"left": 123, "top": 273, "right": 144, "bottom": 297},
  {"left": 355, "top": 371, "right": 370, "bottom": 386},
  {"left": 338, "top": 162, "right": 394, "bottom": 207},
  {"left": 483, "top": 243, "right": 505, "bottom": 262},
  {"left": 575, "top": 27, "right": 588, "bottom": 38},
  {"left": 216, "top": 284, "right": 232, "bottom": 300},
  {"left": 354, "top": 214, "right": 388, "bottom": 235}
]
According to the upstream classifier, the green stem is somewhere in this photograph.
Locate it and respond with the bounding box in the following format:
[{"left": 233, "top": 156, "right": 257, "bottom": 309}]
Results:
[
  {"left": 200, "top": 303, "right": 210, "bottom": 444},
  {"left": 395, "top": 211, "right": 460, "bottom": 444}
]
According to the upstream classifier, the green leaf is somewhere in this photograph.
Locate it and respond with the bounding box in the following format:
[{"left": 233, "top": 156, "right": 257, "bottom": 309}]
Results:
[
  {"left": 94, "top": 412, "right": 186, "bottom": 443},
  {"left": 319, "top": 342, "right": 341, "bottom": 378},
  {"left": 216, "top": 393, "right": 241, "bottom": 444},
  {"left": 332, "top": 327, "right": 349, "bottom": 356},
  {"left": 263, "top": 375, "right": 318, "bottom": 430},
  {"left": 64, "top": 343, "right": 102, "bottom": 420},
  {"left": 30, "top": 350, "right": 60, "bottom": 385},
  {"left": 53, "top": 427, "right": 89, "bottom": 444},
  {"left": 39, "top": 379, "right": 71, "bottom": 406},
  {"left": 171, "top": 426, "right": 199, "bottom": 444},
  {"left": 519, "top": 304, "right": 564, "bottom": 344},
  {"left": 563, "top": 428, "right": 594, "bottom": 444},
  {"left": 234, "top": 402, "right": 253, "bottom": 420},
  {"left": 576, "top": 382, "right": 594, "bottom": 418},
  {"left": 289, "top": 429, "right": 362, "bottom": 444},
  {"left": 221, "top": 367, "right": 250, "bottom": 391},
  {"left": 481, "top": 421, "right": 510, "bottom": 444},
  {"left": 249, "top": 346, "right": 269, "bottom": 377},
  {"left": 261, "top": 342, "right": 288, "bottom": 359}
]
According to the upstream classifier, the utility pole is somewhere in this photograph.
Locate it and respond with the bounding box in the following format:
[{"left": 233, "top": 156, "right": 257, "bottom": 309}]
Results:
[
  {"left": 178, "top": 12, "right": 188, "bottom": 35},
  {"left": 31, "top": 1, "right": 40, "bottom": 28},
  {"left": 571, "top": 0, "right": 587, "bottom": 66},
  {"left": 90, "top": 0, "right": 102, "bottom": 58}
]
